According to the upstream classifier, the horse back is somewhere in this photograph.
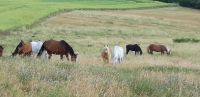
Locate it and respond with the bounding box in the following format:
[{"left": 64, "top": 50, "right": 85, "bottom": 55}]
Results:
[
  {"left": 127, "top": 44, "right": 141, "bottom": 51},
  {"left": 113, "top": 46, "right": 124, "bottom": 58},
  {"left": 160, "top": 45, "right": 168, "bottom": 51},
  {"left": 22, "top": 42, "right": 32, "bottom": 53},
  {"left": 43, "top": 40, "right": 67, "bottom": 54},
  {"left": 149, "top": 44, "right": 168, "bottom": 52}
]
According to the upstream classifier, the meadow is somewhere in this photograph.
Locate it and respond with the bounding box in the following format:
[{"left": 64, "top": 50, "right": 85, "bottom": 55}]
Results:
[
  {"left": 0, "top": 0, "right": 175, "bottom": 31},
  {"left": 0, "top": 6, "right": 200, "bottom": 97},
  {"left": 1, "top": 0, "right": 200, "bottom": 96}
]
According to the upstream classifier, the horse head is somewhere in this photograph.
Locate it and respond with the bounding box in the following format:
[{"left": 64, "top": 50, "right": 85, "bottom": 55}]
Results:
[
  {"left": 166, "top": 46, "right": 171, "bottom": 55},
  {"left": 71, "top": 52, "right": 78, "bottom": 62},
  {"left": 12, "top": 40, "right": 24, "bottom": 56}
]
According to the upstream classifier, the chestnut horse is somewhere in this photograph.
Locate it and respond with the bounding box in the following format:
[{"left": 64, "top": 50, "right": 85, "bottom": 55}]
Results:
[
  {"left": 37, "top": 39, "right": 77, "bottom": 62},
  {"left": 101, "top": 45, "right": 111, "bottom": 63},
  {"left": 0, "top": 45, "right": 3, "bottom": 57},
  {"left": 147, "top": 44, "right": 171, "bottom": 55},
  {"left": 12, "top": 40, "right": 32, "bottom": 56}
]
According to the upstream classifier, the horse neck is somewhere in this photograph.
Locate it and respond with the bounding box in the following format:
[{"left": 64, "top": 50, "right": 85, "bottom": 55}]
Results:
[
  {"left": 65, "top": 45, "right": 75, "bottom": 56},
  {"left": 60, "top": 40, "right": 75, "bottom": 56}
]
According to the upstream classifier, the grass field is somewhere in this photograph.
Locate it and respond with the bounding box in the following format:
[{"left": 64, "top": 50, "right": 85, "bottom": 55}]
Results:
[
  {"left": 0, "top": 0, "right": 175, "bottom": 31},
  {"left": 0, "top": 6, "right": 200, "bottom": 97}
]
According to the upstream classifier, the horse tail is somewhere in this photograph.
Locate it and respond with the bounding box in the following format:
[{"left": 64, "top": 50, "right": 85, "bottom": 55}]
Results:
[{"left": 37, "top": 41, "right": 45, "bottom": 57}]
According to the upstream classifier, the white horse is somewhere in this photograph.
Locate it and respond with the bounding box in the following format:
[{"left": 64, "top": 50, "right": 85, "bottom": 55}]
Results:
[
  {"left": 31, "top": 41, "right": 48, "bottom": 58},
  {"left": 112, "top": 45, "right": 124, "bottom": 64}
]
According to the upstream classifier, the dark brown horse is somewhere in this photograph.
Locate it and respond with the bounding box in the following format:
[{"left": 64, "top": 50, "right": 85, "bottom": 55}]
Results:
[
  {"left": 12, "top": 40, "right": 32, "bottom": 56},
  {"left": 0, "top": 45, "right": 3, "bottom": 57},
  {"left": 126, "top": 44, "right": 142, "bottom": 55},
  {"left": 147, "top": 44, "right": 171, "bottom": 55},
  {"left": 37, "top": 39, "right": 77, "bottom": 62}
]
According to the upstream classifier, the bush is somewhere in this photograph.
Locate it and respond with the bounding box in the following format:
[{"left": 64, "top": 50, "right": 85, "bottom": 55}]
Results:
[
  {"left": 155, "top": 0, "right": 200, "bottom": 9},
  {"left": 155, "top": 0, "right": 179, "bottom": 3},
  {"left": 173, "top": 38, "right": 200, "bottom": 43}
]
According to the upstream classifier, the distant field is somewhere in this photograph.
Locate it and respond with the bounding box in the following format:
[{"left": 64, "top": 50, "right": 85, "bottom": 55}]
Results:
[
  {"left": 0, "top": 7, "right": 200, "bottom": 97},
  {"left": 0, "top": 0, "right": 175, "bottom": 31}
]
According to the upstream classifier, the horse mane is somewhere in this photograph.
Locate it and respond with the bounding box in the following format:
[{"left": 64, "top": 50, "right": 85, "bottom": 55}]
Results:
[{"left": 60, "top": 40, "right": 75, "bottom": 56}]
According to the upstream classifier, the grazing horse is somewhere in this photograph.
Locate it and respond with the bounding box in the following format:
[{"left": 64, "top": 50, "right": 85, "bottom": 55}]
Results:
[
  {"left": 31, "top": 41, "right": 48, "bottom": 58},
  {"left": 0, "top": 45, "right": 3, "bottom": 57},
  {"left": 147, "top": 44, "right": 171, "bottom": 55},
  {"left": 112, "top": 45, "right": 124, "bottom": 64},
  {"left": 37, "top": 39, "right": 78, "bottom": 62},
  {"left": 101, "top": 45, "right": 111, "bottom": 63},
  {"left": 12, "top": 40, "right": 32, "bottom": 56},
  {"left": 126, "top": 44, "right": 142, "bottom": 55}
]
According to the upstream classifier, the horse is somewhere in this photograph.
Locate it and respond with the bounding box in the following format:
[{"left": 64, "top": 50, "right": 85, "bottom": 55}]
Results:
[
  {"left": 147, "top": 44, "right": 171, "bottom": 55},
  {"left": 0, "top": 45, "right": 3, "bottom": 57},
  {"left": 37, "top": 39, "right": 78, "bottom": 62},
  {"left": 126, "top": 44, "right": 142, "bottom": 55},
  {"left": 101, "top": 45, "right": 111, "bottom": 63},
  {"left": 112, "top": 45, "right": 124, "bottom": 64},
  {"left": 12, "top": 40, "right": 32, "bottom": 57},
  {"left": 31, "top": 40, "right": 48, "bottom": 58}
]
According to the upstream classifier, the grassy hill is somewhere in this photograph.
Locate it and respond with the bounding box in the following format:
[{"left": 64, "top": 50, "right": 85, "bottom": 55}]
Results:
[
  {"left": 0, "top": 0, "right": 175, "bottom": 31},
  {"left": 0, "top": 7, "right": 200, "bottom": 97}
]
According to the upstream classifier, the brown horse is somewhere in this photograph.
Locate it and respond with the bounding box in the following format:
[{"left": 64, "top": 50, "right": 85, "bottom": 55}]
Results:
[
  {"left": 37, "top": 39, "right": 77, "bottom": 62},
  {"left": 0, "top": 45, "right": 3, "bottom": 57},
  {"left": 101, "top": 45, "right": 111, "bottom": 63},
  {"left": 12, "top": 40, "right": 32, "bottom": 56},
  {"left": 147, "top": 44, "right": 171, "bottom": 55}
]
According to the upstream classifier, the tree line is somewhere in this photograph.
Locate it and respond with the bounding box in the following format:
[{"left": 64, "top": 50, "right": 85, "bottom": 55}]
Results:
[{"left": 154, "top": 0, "right": 200, "bottom": 9}]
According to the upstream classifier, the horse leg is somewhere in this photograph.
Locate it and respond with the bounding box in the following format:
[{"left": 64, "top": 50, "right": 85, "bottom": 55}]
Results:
[
  {"left": 118, "top": 58, "right": 121, "bottom": 64},
  {"left": 102, "top": 57, "right": 105, "bottom": 63},
  {"left": 48, "top": 54, "right": 52, "bottom": 59},
  {"left": 60, "top": 55, "right": 64, "bottom": 60},
  {"left": 113, "top": 57, "right": 117, "bottom": 64},
  {"left": 126, "top": 49, "right": 129, "bottom": 55},
  {"left": 161, "top": 51, "right": 164, "bottom": 55},
  {"left": 150, "top": 51, "right": 153, "bottom": 55},
  {"left": 65, "top": 54, "right": 69, "bottom": 61},
  {"left": 119, "top": 58, "right": 121, "bottom": 64}
]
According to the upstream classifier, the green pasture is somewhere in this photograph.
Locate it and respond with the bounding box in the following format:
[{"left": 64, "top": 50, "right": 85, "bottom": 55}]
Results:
[{"left": 0, "top": 0, "right": 174, "bottom": 31}]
